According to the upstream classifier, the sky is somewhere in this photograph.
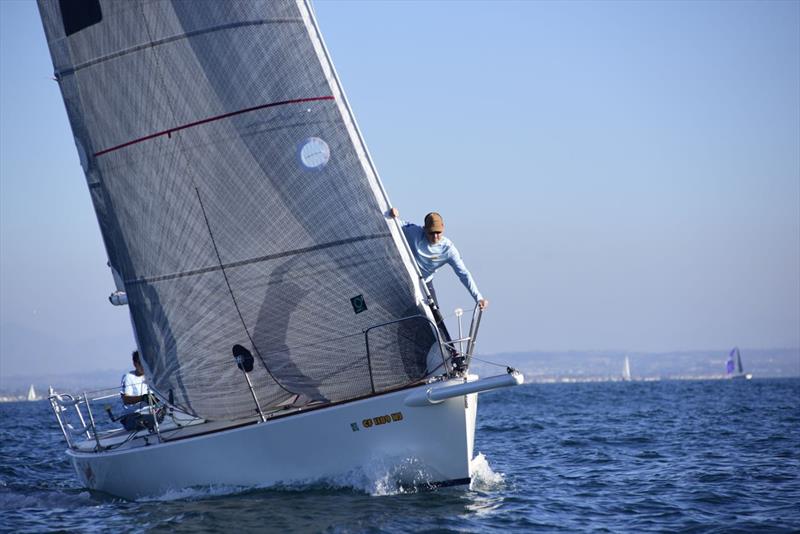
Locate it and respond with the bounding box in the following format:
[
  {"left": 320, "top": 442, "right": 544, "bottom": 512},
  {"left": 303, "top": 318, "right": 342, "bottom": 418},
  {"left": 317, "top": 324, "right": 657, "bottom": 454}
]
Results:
[{"left": 1, "top": 0, "right": 798, "bottom": 380}]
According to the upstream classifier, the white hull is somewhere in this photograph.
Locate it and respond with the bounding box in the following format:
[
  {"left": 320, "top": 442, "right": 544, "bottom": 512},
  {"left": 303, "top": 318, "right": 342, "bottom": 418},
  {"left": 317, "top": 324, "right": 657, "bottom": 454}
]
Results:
[
  {"left": 729, "top": 373, "right": 753, "bottom": 380},
  {"left": 68, "top": 377, "right": 489, "bottom": 500}
]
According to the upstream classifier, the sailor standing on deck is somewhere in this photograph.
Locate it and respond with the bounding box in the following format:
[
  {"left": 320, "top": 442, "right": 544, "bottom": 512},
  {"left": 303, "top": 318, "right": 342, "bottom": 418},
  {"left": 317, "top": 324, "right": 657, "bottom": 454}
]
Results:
[{"left": 389, "top": 208, "right": 487, "bottom": 368}]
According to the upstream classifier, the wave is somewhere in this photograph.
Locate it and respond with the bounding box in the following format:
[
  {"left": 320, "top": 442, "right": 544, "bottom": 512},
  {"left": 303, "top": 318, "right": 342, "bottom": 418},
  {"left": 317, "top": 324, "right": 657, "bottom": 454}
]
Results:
[{"left": 0, "top": 487, "right": 95, "bottom": 511}]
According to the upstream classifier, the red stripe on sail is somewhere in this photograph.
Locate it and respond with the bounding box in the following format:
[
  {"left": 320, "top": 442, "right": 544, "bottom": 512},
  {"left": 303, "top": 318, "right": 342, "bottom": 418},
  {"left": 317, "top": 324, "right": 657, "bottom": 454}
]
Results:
[{"left": 93, "top": 96, "right": 335, "bottom": 157}]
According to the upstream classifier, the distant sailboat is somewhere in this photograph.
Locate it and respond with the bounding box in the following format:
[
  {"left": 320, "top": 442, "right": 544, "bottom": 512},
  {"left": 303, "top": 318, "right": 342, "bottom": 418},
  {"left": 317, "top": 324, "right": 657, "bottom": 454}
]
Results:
[
  {"left": 726, "top": 347, "right": 752, "bottom": 380},
  {"left": 622, "top": 356, "right": 632, "bottom": 381},
  {"left": 26, "top": 384, "right": 37, "bottom": 401}
]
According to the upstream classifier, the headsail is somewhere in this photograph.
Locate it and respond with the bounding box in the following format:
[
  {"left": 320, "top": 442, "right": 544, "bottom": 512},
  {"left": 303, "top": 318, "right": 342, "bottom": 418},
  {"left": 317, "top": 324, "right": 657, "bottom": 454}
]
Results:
[
  {"left": 38, "top": 0, "right": 437, "bottom": 420},
  {"left": 727, "top": 347, "right": 746, "bottom": 377}
]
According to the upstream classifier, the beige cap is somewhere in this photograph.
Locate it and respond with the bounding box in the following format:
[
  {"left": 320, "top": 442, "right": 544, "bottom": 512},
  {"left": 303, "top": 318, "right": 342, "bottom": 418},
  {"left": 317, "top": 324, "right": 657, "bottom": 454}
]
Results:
[{"left": 424, "top": 212, "right": 444, "bottom": 233}]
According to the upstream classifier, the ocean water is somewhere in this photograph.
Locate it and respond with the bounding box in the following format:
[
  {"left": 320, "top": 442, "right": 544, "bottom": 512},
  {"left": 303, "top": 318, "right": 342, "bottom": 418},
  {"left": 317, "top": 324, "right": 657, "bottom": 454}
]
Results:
[{"left": 1, "top": 379, "right": 798, "bottom": 533}]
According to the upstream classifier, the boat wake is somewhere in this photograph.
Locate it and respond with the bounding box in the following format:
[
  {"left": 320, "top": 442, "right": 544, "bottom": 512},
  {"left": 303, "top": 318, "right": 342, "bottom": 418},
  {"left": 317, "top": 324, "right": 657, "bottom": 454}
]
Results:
[{"left": 139, "top": 484, "right": 254, "bottom": 502}]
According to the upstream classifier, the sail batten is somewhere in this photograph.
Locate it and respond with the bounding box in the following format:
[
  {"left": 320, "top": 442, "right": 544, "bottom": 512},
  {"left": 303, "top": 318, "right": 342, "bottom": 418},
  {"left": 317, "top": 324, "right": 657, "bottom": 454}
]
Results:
[{"left": 39, "top": 0, "right": 436, "bottom": 420}]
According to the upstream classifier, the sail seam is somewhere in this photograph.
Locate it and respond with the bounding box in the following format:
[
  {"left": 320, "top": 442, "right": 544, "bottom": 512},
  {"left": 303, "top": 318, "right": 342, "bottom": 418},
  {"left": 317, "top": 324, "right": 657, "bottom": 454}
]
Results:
[
  {"left": 94, "top": 96, "right": 334, "bottom": 157},
  {"left": 56, "top": 19, "right": 303, "bottom": 78},
  {"left": 125, "top": 233, "right": 391, "bottom": 285}
]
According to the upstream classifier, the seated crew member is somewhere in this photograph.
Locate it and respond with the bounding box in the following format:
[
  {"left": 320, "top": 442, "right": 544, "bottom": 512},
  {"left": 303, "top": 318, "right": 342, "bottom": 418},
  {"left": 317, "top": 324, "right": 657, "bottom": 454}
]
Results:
[
  {"left": 389, "top": 208, "right": 487, "bottom": 369},
  {"left": 119, "top": 350, "right": 157, "bottom": 431}
]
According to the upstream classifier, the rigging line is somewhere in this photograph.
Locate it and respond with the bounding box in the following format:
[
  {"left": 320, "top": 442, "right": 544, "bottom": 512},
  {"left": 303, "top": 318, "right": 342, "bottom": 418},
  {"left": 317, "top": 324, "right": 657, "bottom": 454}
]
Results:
[
  {"left": 94, "top": 96, "right": 335, "bottom": 157},
  {"left": 438, "top": 304, "right": 479, "bottom": 321},
  {"left": 469, "top": 355, "right": 513, "bottom": 369},
  {"left": 103, "top": 427, "right": 140, "bottom": 451},
  {"left": 193, "top": 187, "right": 296, "bottom": 398}
]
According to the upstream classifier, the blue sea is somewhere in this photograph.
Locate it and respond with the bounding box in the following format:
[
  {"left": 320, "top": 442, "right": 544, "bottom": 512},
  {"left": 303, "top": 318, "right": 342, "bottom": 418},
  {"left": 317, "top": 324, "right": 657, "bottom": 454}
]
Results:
[{"left": 1, "top": 379, "right": 798, "bottom": 532}]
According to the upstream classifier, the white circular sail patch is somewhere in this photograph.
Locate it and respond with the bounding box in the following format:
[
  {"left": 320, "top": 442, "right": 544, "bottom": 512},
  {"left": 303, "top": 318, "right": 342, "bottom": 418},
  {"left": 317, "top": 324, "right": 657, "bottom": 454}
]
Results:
[{"left": 299, "top": 137, "right": 330, "bottom": 169}]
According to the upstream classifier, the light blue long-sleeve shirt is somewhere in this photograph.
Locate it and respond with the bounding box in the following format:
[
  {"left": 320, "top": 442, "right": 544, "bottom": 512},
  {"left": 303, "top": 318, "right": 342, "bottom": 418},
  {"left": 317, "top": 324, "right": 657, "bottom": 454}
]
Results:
[{"left": 400, "top": 221, "right": 483, "bottom": 302}]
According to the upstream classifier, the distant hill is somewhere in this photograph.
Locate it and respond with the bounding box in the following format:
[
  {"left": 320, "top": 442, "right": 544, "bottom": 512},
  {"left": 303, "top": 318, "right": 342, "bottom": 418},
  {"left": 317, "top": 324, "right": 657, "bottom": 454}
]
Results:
[
  {"left": 468, "top": 348, "right": 800, "bottom": 381},
  {"left": 1, "top": 348, "right": 797, "bottom": 398}
]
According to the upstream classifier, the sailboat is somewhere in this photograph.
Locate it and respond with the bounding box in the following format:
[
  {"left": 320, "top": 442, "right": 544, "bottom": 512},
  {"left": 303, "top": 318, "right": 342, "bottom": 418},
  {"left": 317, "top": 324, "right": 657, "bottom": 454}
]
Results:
[
  {"left": 38, "top": 0, "right": 523, "bottom": 499},
  {"left": 726, "top": 347, "right": 752, "bottom": 380},
  {"left": 622, "top": 356, "right": 631, "bottom": 381},
  {"left": 27, "top": 384, "right": 37, "bottom": 401}
]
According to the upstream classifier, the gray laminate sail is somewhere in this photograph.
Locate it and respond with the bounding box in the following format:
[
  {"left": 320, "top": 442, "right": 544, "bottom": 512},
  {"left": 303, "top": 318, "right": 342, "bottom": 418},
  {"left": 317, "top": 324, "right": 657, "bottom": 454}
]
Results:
[{"left": 37, "top": 0, "right": 437, "bottom": 420}]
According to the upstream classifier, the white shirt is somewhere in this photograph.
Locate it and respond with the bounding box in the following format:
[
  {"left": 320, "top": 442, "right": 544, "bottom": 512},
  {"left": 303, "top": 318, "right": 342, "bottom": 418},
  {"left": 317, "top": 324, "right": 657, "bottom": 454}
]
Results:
[
  {"left": 400, "top": 221, "right": 483, "bottom": 301},
  {"left": 120, "top": 370, "right": 149, "bottom": 415},
  {"left": 121, "top": 370, "right": 149, "bottom": 397}
]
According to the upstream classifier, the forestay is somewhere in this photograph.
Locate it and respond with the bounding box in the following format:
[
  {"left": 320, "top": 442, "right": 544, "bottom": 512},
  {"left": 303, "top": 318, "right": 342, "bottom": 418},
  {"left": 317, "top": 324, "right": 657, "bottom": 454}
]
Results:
[{"left": 38, "top": 0, "right": 437, "bottom": 420}]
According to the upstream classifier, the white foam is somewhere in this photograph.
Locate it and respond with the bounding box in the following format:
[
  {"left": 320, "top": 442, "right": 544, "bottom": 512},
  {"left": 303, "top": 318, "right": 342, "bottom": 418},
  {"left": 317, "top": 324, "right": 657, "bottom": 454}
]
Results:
[
  {"left": 469, "top": 452, "right": 505, "bottom": 491},
  {"left": 141, "top": 484, "right": 253, "bottom": 502},
  {"left": 288, "top": 456, "right": 439, "bottom": 496}
]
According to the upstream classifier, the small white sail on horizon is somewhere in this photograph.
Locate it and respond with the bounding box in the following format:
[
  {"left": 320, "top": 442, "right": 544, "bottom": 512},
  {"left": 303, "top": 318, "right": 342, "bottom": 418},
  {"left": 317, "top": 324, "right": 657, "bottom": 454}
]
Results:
[
  {"left": 622, "top": 356, "right": 632, "bottom": 381},
  {"left": 26, "top": 384, "right": 37, "bottom": 401}
]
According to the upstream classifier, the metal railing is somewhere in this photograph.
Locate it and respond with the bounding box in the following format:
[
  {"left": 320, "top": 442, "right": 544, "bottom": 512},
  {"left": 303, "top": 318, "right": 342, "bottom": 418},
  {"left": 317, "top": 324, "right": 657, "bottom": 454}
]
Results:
[
  {"left": 48, "top": 385, "right": 165, "bottom": 451},
  {"left": 48, "top": 308, "right": 486, "bottom": 448},
  {"left": 444, "top": 305, "right": 484, "bottom": 372},
  {"left": 465, "top": 305, "right": 484, "bottom": 366},
  {"left": 364, "top": 314, "right": 446, "bottom": 393},
  {"left": 363, "top": 306, "right": 484, "bottom": 391}
]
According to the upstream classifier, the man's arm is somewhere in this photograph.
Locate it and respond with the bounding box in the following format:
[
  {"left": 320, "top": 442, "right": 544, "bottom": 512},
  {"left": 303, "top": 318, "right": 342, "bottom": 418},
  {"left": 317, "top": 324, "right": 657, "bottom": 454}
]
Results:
[
  {"left": 389, "top": 206, "right": 422, "bottom": 244},
  {"left": 448, "top": 246, "right": 488, "bottom": 310},
  {"left": 388, "top": 207, "right": 407, "bottom": 227}
]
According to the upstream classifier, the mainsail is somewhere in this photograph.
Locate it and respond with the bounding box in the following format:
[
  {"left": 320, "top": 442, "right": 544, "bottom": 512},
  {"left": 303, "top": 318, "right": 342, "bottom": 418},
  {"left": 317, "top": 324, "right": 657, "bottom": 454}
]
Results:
[{"left": 38, "top": 0, "right": 437, "bottom": 420}]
